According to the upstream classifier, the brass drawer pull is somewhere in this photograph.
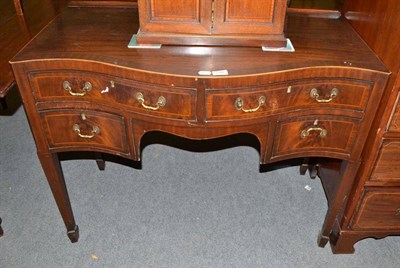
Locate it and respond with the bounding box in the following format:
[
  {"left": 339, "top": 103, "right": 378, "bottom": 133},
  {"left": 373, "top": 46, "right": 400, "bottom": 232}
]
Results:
[
  {"left": 63, "top": 81, "right": 92, "bottom": 96},
  {"left": 72, "top": 124, "right": 100, "bottom": 139},
  {"left": 235, "top": 96, "right": 266, "bottom": 113},
  {"left": 136, "top": 92, "right": 166, "bottom": 111},
  {"left": 310, "top": 88, "right": 338, "bottom": 103},
  {"left": 300, "top": 127, "right": 328, "bottom": 139}
]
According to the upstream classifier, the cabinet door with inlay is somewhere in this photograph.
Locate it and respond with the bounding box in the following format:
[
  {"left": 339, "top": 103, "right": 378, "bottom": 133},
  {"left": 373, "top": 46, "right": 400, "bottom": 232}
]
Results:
[
  {"left": 138, "top": 0, "right": 212, "bottom": 34},
  {"left": 212, "top": 0, "right": 287, "bottom": 35}
]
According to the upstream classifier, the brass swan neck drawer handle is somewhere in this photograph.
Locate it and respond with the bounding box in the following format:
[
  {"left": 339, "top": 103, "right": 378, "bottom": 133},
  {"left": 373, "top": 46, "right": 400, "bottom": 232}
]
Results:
[
  {"left": 235, "top": 96, "right": 266, "bottom": 113},
  {"left": 310, "top": 88, "right": 338, "bottom": 103},
  {"left": 300, "top": 127, "right": 328, "bottom": 139},
  {"left": 63, "top": 81, "right": 92, "bottom": 96},
  {"left": 72, "top": 124, "right": 100, "bottom": 139},
  {"left": 136, "top": 92, "right": 166, "bottom": 111}
]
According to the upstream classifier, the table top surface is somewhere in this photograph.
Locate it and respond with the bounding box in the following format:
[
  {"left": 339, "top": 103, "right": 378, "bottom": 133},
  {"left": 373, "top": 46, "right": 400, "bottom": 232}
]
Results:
[{"left": 11, "top": 6, "right": 388, "bottom": 77}]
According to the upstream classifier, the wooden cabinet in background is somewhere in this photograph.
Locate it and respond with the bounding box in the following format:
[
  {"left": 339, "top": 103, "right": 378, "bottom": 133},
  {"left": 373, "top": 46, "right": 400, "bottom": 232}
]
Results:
[
  {"left": 136, "top": 0, "right": 288, "bottom": 47},
  {"left": 327, "top": 0, "right": 400, "bottom": 254},
  {"left": 0, "top": 0, "right": 69, "bottom": 110}
]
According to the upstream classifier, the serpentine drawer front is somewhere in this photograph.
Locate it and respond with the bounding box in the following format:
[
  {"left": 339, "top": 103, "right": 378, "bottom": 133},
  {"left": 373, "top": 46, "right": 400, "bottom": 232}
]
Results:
[
  {"left": 29, "top": 71, "right": 197, "bottom": 120},
  {"left": 205, "top": 78, "right": 371, "bottom": 120},
  {"left": 40, "top": 110, "right": 130, "bottom": 155},
  {"left": 352, "top": 189, "right": 400, "bottom": 230},
  {"left": 272, "top": 116, "right": 360, "bottom": 160}
]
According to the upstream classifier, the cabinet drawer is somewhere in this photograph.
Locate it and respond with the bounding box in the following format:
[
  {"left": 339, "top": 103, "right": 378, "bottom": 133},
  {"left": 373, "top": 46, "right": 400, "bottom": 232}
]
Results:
[
  {"left": 388, "top": 91, "right": 400, "bottom": 132},
  {"left": 29, "top": 71, "right": 196, "bottom": 119},
  {"left": 40, "top": 110, "right": 130, "bottom": 155},
  {"left": 206, "top": 78, "right": 371, "bottom": 120},
  {"left": 370, "top": 139, "right": 400, "bottom": 182},
  {"left": 353, "top": 189, "right": 400, "bottom": 230},
  {"left": 271, "top": 116, "right": 360, "bottom": 159}
]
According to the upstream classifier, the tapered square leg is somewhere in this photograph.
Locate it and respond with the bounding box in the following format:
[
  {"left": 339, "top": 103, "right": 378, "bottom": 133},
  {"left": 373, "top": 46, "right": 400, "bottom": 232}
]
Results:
[
  {"left": 67, "top": 225, "right": 79, "bottom": 243},
  {"left": 0, "top": 98, "right": 7, "bottom": 110},
  {"left": 38, "top": 152, "right": 79, "bottom": 242},
  {"left": 0, "top": 217, "right": 3, "bottom": 237},
  {"left": 317, "top": 160, "right": 360, "bottom": 248},
  {"left": 95, "top": 152, "right": 106, "bottom": 171}
]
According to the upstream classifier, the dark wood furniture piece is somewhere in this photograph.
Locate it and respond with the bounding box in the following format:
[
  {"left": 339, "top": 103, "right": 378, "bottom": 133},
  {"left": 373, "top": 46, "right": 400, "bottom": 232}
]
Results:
[
  {"left": 0, "top": 0, "right": 68, "bottom": 109},
  {"left": 11, "top": 6, "right": 389, "bottom": 253},
  {"left": 136, "top": 0, "right": 288, "bottom": 47},
  {"left": 0, "top": 0, "right": 28, "bottom": 109},
  {"left": 326, "top": 0, "right": 400, "bottom": 254}
]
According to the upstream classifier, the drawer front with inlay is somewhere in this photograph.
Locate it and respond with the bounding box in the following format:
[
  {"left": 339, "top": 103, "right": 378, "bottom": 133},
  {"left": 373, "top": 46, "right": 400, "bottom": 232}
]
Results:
[
  {"left": 40, "top": 110, "right": 130, "bottom": 155},
  {"left": 388, "top": 91, "right": 400, "bottom": 132},
  {"left": 271, "top": 116, "right": 360, "bottom": 159},
  {"left": 353, "top": 189, "right": 400, "bottom": 230},
  {"left": 206, "top": 78, "right": 371, "bottom": 120},
  {"left": 29, "top": 71, "right": 197, "bottom": 120},
  {"left": 369, "top": 139, "right": 400, "bottom": 183}
]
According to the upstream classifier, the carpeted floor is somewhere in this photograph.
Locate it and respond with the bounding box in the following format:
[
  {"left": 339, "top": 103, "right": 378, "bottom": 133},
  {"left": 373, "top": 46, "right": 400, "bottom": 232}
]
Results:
[{"left": 1, "top": 87, "right": 399, "bottom": 267}]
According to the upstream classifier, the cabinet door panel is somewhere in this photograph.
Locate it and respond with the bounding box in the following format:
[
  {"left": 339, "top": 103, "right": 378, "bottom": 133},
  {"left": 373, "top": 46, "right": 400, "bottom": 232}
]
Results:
[
  {"left": 138, "top": 0, "right": 212, "bottom": 34},
  {"left": 213, "top": 0, "right": 287, "bottom": 35}
]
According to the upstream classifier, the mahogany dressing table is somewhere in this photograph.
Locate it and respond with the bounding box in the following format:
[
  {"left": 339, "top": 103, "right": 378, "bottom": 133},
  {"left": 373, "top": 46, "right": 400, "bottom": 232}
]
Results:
[{"left": 10, "top": 6, "right": 389, "bottom": 253}]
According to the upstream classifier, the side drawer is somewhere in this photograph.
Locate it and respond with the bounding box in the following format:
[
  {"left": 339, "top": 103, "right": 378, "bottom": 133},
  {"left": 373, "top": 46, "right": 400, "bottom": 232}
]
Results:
[
  {"left": 40, "top": 110, "right": 130, "bottom": 155},
  {"left": 271, "top": 116, "right": 360, "bottom": 159},
  {"left": 352, "top": 188, "right": 400, "bottom": 230},
  {"left": 388, "top": 91, "right": 400, "bottom": 132},
  {"left": 29, "top": 71, "right": 197, "bottom": 120},
  {"left": 206, "top": 78, "right": 371, "bottom": 120},
  {"left": 370, "top": 139, "right": 400, "bottom": 182}
]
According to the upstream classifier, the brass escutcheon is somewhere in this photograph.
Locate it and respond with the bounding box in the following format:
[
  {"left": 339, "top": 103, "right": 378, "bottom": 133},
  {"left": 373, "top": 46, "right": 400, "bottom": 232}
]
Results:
[{"left": 396, "top": 208, "right": 400, "bottom": 216}]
